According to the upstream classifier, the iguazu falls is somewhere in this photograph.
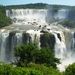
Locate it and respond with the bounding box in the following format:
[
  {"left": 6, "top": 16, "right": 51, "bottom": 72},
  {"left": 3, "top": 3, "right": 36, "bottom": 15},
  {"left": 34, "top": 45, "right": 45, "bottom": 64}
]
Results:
[{"left": 1, "top": 3, "right": 75, "bottom": 75}]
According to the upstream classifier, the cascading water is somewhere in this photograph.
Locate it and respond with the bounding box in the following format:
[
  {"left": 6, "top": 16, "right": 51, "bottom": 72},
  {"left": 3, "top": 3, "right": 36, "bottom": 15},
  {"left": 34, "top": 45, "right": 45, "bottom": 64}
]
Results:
[
  {"left": 0, "top": 8, "right": 75, "bottom": 71},
  {"left": 15, "top": 33, "right": 23, "bottom": 46},
  {"left": 6, "top": 9, "right": 47, "bottom": 25},
  {"left": 0, "top": 32, "right": 9, "bottom": 62},
  {"left": 26, "top": 30, "right": 41, "bottom": 48},
  {"left": 0, "top": 29, "right": 41, "bottom": 63},
  {"left": 54, "top": 32, "right": 66, "bottom": 59},
  {"left": 52, "top": 29, "right": 75, "bottom": 71}
]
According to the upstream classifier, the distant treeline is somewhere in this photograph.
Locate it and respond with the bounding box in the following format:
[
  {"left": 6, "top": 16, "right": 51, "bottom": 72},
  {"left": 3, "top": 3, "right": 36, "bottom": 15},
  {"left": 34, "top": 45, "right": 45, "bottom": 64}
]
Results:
[
  {"left": 1, "top": 3, "right": 75, "bottom": 28},
  {"left": 6, "top": 3, "right": 72, "bottom": 10}
]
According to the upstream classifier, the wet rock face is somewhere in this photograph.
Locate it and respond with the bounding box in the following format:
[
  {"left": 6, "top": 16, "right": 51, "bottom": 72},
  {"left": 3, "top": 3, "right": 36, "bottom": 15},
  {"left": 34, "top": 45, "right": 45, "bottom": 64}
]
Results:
[
  {"left": 67, "top": 10, "right": 75, "bottom": 21},
  {"left": 22, "top": 33, "right": 30, "bottom": 44},
  {"left": 74, "top": 32, "right": 75, "bottom": 38},
  {"left": 40, "top": 32, "right": 55, "bottom": 50},
  {"left": 57, "top": 33, "right": 61, "bottom": 41}
]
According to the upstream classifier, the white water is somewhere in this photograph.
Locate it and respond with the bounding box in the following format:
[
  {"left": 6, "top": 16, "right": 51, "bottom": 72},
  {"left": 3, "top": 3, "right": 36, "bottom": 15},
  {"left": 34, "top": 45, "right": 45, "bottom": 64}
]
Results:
[
  {"left": 6, "top": 9, "right": 47, "bottom": 25},
  {"left": 0, "top": 32, "right": 9, "bottom": 62},
  {"left": 53, "top": 30, "right": 75, "bottom": 71},
  {"left": 0, "top": 9, "right": 75, "bottom": 71},
  {"left": 6, "top": 9, "right": 68, "bottom": 25},
  {"left": 15, "top": 33, "right": 23, "bottom": 46}
]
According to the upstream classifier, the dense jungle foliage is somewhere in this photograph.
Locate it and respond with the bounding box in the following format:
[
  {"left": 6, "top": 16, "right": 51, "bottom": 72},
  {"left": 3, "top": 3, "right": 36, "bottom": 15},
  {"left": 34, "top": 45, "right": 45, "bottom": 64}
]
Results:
[
  {"left": 59, "top": 20, "right": 75, "bottom": 28},
  {"left": 0, "top": 5, "right": 12, "bottom": 28},
  {"left": 6, "top": 3, "right": 71, "bottom": 9},
  {"left": 0, "top": 43, "right": 62, "bottom": 75},
  {"left": 0, "top": 43, "right": 75, "bottom": 75}
]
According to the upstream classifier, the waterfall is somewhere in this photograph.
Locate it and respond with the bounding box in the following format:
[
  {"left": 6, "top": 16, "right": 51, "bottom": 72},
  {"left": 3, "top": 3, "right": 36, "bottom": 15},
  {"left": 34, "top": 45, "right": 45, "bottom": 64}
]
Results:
[
  {"left": 0, "top": 32, "right": 9, "bottom": 62},
  {"left": 55, "top": 9, "right": 68, "bottom": 19},
  {"left": 0, "top": 8, "right": 75, "bottom": 71},
  {"left": 0, "top": 29, "right": 41, "bottom": 63},
  {"left": 6, "top": 9, "right": 47, "bottom": 24},
  {"left": 52, "top": 29, "right": 75, "bottom": 71},
  {"left": 6, "top": 9, "right": 70, "bottom": 25},
  {"left": 54, "top": 32, "right": 66, "bottom": 59},
  {"left": 26, "top": 30, "right": 41, "bottom": 48},
  {"left": 15, "top": 33, "right": 23, "bottom": 46}
]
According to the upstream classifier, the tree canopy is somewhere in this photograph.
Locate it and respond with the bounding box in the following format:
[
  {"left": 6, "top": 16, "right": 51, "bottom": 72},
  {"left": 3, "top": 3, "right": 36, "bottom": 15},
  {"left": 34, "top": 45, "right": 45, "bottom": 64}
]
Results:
[
  {"left": 14, "top": 43, "right": 60, "bottom": 68},
  {"left": 63, "top": 63, "right": 75, "bottom": 75},
  {"left": 6, "top": 3, "right": 71, "bottom": 9}
]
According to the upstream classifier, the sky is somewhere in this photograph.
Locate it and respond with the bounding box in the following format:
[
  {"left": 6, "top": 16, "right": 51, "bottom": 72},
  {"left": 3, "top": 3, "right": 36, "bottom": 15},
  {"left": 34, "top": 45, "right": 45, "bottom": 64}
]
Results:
[{"left": 0, "top": 0, "right": 75, "bottom": 6}]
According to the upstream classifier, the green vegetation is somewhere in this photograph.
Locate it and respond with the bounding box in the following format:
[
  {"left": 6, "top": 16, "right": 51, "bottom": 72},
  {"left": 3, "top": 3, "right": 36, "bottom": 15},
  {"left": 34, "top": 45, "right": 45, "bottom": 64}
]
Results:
[
  {"left": 0, "top": 62, "right": 62, "bottom": 75},
  {"left": 40, "top": 31, "right": 55, "bottom": 50},
  {"left": 0, "top": 43, "right": 62, "bottom": 75},
  {"left": 0, "top": 3, "right": 75, "bottom": 28},
  {"left": 6, "top": 3, "right": 47, "bottom": 9},
  {"left": 28, "top": 63, "right": 62, "bottom": 75},
  {"left": 6, "top": 3, "right": 71, "bottom": 9},
  {"left": 0, "top": 62, "right": 43, "bottom": 75},
  {"left": 14, "top": 43, "right": 60, "bottom": 68},
  {"left": 1, "top": 43, "right": 75, "bottom": 75},
  {"left": 0, "top": 5, "right": 12, "bottom": 28},
  {"left": 9, "top": 31, "right": 17, "bottom": 35},
  {"left": 0, "top": 3, "right": 75, "bottom": 75},
  {"left": 59, "top": 20, "right": 75, "bottom": 28},
  {"left": 63, "top": 63, "right": 75, "bottom": 75}
]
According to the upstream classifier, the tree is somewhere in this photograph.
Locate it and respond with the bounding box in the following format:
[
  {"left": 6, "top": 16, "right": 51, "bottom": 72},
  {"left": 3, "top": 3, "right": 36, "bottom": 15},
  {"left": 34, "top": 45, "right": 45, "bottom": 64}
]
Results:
[
  {"left": 14, "top": 43, "right": 60, "bottom": 68},
  {"left": 14, "top": 43, "right": 39, "bottom": 66},
  {"left": 28, "top": 63, "right": 62, "bottom": 75},
  {"left": 64, "top": 63, "right": 75, "bottom": 75},
  {"left": 0, "top": 62, "right": 43, "bottom": 75},
  {"left": 33, "top": 47, "right": 60, "bottom": 68},
  {"left": 59, "top": 20, "right": 75, "bottom": 28},
  {"left": 0, "top": 5, "right": 12, "bottom": 28}
]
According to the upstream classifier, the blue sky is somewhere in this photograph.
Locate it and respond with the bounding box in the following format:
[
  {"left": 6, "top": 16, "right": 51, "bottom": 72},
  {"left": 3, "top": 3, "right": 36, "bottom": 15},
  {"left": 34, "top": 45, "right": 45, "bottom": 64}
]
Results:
[{"left": 0, "top": 0, "right": 75, "bottom": 6}]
